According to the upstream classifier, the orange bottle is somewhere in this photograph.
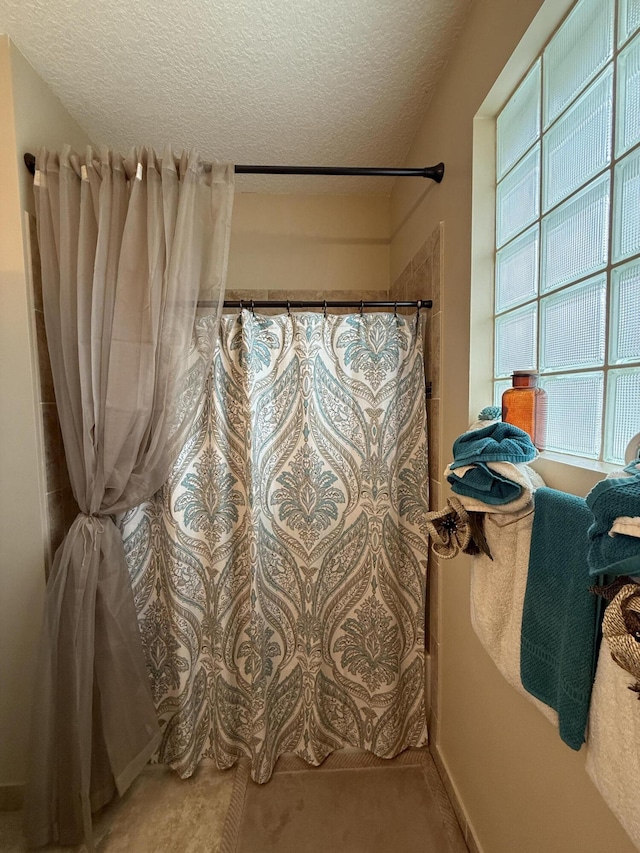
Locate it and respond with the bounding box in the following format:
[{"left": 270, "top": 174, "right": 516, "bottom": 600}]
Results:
[{"left": 501, "top": 370, "right": 547, "bottom": 450}]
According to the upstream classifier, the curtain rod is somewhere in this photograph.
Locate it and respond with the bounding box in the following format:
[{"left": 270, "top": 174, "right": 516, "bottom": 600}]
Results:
[
  {"left": 23, "top": 153, "right": 444, "bottom": 183},
  {"left": 207, "top": 299, "right": 432, "bottom": 310}
]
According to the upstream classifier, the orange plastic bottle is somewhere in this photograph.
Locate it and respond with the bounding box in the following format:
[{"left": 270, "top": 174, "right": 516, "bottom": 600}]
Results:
[{"left": 501, "top": 370, "right": 547, "bottom": 450}]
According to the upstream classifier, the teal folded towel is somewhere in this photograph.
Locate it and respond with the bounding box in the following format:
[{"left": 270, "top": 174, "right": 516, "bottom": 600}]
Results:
[
  {"left": 447, "top": 462, "right": 523, "bottom": 505},
  {"left": 450, "top": 422, "right": 536, "bottom": 470},
  {"left": 586, "top": 475, "right": 640, "bottom": 577},
  {"left": 521, "top": 488, "right": 600, "bottom": 751}
]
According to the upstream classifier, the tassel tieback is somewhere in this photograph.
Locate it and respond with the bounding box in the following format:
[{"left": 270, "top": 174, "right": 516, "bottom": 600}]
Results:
[{"left": 425, "top": 497, "right": 492, "bottom": 560}]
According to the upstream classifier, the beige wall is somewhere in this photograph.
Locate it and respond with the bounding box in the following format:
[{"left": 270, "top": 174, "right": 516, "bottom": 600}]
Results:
[
  {"left": 389, "top": 2, "right": 637, "bottom": 852},
  {"left": 0, "top": 37, "right": 92, "bottom": 791},
  {"left": 228, "top": 192, "right": 389, "bottom": 294}
]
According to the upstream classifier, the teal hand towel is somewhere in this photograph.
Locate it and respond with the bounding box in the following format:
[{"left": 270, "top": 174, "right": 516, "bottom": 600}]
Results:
[
  {"left": 450, "top": 422, "right": 537, "bottom": 470},
  {"left": 447, "top": 462, "right": 523, "bottom": 505},
  {"left": 586, "top": 475, "right": 640, "bottom": 577},
  {"left": 520, "top": 488, "right": 600, "bottom": 751}
]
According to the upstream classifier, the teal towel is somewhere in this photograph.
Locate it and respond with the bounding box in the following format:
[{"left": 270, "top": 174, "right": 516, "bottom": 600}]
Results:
[
  {"left": 586, "top": 475, "right": 640, "bottom": 577},
  {"left": 450, "top": 422, "right": 536, "bottom": 470},
  {"left": 520, "top": 488, "right": 600, "bottom": 751},
  {"left": 447, "top": 463, "right": 523, "bottom": 505}
]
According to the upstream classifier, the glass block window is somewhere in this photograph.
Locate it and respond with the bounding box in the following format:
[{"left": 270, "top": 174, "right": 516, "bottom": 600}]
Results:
[
  {"left": 541, "top": 373, "right": 605, "bottom": 458},
  {"left": 613, "top": 146, "right": 640, "bottom": 262},
  {"left": 619, "top": 0, "right": 640, "bottom": 46},
  {"left": 542, "top": 66, "right": 613, "bottom": 212},
  {"left": 610, "top": 259, "right": 640, "bottom": 363},
  {"left": 616, "top": 33, "right": 640, "bottom": 155},
  {"left": 494, "top": 380, "right": 512, "bottom": 408},
  {"left": 496, "top": 146, "right": 540, "bottom": 247},
  {"left": 543, "top": 0, "right": 614, "bottom": 128},
  {"left": 606, "top": 369, "right": 640, "bottom": 461},
  {"left": 495, "top": 225, "right": 539, "bottom": 312},
  {"left": 497, "top": 61, "right": 541, "bottom": 180},
  {"left": 541, "top": 173, "right": 610, "bottom": 292},
  {"left": 540, "top": 275, "right": 607, "bottom": 372},
  {"left": 495, "top": 303, "right": 538, "bottom": 378},
  {"left": 494, "top": 0, "right": 640, "bottom": 464}
]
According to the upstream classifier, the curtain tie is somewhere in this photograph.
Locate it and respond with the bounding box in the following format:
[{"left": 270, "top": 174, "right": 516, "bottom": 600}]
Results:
[{"left": 77, "top": 513, "right": 106, "bottom": 568}]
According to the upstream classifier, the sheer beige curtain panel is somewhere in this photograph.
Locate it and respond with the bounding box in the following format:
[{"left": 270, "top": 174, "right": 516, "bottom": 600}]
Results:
[{"left": 24, "top": 146, "right": 234, "bottom": 848}]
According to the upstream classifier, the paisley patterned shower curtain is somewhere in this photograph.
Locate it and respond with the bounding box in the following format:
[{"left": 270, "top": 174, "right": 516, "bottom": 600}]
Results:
[{"left": 120, "top": 309, "right": 430, "bottom": 782}]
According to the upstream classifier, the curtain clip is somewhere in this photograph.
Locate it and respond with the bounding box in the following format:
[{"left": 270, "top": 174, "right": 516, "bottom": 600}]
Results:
[
  {"left": 251, "top": 299, "right": 255, "bottom": 316},
  {"left": 287, "top": 300, "right": 291, "bottom": 317},
  {"left": 359, "top": 300, "right": 364, "bottom": 316},
  {"left": 239, "top": 299, "right": 243, "bottom": 316},
  {"left": 416, "top": 299, "right": 421, "bottom": 322},
  {"left": 394, "top": 301, "right": 398, "bottom": 317},
  {"left": 323, "top": 300, "right": 327, "bottom": 319}
]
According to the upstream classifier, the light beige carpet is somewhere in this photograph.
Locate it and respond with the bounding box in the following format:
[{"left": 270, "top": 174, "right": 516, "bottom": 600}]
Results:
[
  {"left": 220, "top": 750, "right": 467, "bottom": 853},
  {"left": 0, "top": 763, "right": 236, "bottom": 853}
]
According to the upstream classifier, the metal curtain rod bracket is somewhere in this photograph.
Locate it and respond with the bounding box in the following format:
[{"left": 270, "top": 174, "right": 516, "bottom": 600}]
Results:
[
  {"left": 24, "top": 153, "right": 444, "bottom": 183},
  {"left": 203, "top": 299, "right": 433, "bottom": 309}
]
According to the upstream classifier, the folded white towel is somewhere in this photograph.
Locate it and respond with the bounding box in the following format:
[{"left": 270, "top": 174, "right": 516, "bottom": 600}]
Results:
[
  {"left": 586, "top": 645, "right": 640, "bottom": 851},
  {"left": 470, "top": 506, "right": 557, "bottom": 726},
  {"left": 467, "top": 417, "right": 500, "bottom": 432},
  {"left": 444, "top": 461, "right": 545, "bottom": 514},
  {"left": 610, "top": 517, "right": 640, "bottom": 539},
  {"left": 605, "top": 466, "right": 640, "bottom": 542}
]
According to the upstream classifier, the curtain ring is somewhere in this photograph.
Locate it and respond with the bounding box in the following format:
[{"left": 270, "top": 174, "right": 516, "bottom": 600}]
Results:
[
  {"left": 416, "top": 299, "right": 421, "bottom": 322},
  {"left": 394, "top": 301, "right": 398, "bottom": 317},
  {"left": 359, "top": 300, "right": 364, "bottom": 316},
  {"left": 239, "top": 299, "right": 244, "bottom": 316},
  {"left": 251, "top": 299, "right": 255, "bottom": 315},
  {"left": 323, "top": 300, "right": 327, "bottom": 319},
  {"left": 287, "top": 300, "right": 291, "bottom": 317}
]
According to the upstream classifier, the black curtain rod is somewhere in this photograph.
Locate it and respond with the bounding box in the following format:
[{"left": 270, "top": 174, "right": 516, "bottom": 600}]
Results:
[
  {"left": 23, "top": 153, "right": 444, "bottom": 183},
  {"left": 206, "top": 299, "right": 432, "bottom": 310}
]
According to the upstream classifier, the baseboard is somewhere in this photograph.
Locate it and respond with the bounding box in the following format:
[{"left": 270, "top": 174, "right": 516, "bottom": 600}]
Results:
[
  {"left": 0, "top": 784, "right": 24, "bottom": 812},
  {"left": 430, "top": 743, "right": 483, "bottom": 853}
]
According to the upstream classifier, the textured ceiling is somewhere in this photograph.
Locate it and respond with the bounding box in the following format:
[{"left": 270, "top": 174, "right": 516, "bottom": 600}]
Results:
[{"left": 0, "top": 0, "right": 470, "bottom": 194}]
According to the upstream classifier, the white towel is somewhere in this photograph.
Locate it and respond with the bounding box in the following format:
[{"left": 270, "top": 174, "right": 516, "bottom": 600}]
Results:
[
  {"left": 470, "top": 506, "right": 558, "bottom": 725},
  {"left": 586, "top": 644, "right": 640, "bottom": 851},
  {"left": 610, "top": 517, "right": 640, "bottom": 539},
  {"left": 444, "top": 461, "right": 545, "bottom": 514}
]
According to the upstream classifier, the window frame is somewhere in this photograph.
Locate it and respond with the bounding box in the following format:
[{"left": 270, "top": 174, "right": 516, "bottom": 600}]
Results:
[{"left": 490, "top": 0, "right": 640, "bottom": 467}]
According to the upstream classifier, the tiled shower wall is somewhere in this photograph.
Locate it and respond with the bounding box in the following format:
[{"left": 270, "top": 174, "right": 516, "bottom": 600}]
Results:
[{"left": 389, "top": 222, "right": 443, "bottom": 740}]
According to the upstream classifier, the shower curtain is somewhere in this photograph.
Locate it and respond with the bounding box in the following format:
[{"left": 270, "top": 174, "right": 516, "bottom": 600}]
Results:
[
  {"left": 120, "top": 309, "right": 430, "bottom": 782},
  {"left": 25, "top": 146, "right": 233, "bottom": 847}
]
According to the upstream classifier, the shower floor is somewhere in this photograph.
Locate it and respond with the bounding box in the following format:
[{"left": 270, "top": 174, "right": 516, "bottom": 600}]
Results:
[{"left": 0, "top": 749, "right": 467, "bottom": 852}]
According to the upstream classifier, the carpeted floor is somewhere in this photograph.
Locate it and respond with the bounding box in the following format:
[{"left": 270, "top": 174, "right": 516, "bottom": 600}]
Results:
[
  {"left": 1, "top": 750, "right": 467, "bottom": 852},
  {"left": 220, "top": 749, "right": 467, "bottom": 853},
  {"left": 0, "top": 764, "right": 236, "bottom": 852}
]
